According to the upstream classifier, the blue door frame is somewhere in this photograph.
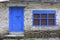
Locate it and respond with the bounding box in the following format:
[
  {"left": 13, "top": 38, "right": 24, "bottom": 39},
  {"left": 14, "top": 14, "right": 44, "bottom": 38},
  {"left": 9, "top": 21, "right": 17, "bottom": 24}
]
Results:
[{"left": 9, "top": 7, "right": 24, "bottom": 32}]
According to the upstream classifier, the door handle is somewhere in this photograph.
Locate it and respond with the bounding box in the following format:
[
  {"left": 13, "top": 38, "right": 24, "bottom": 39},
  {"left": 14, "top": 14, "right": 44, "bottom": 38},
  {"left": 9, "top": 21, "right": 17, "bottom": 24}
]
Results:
[{"left": 16, "top": 16, "right": 20, "bottom": 18}]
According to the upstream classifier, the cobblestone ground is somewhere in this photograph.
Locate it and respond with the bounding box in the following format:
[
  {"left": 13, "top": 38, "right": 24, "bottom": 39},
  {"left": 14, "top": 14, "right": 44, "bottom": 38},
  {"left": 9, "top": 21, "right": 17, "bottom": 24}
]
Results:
[
  {"left": 25, "top": 38, "right": 60, "bottom": 40},
  {"left": 2, "top": 38, "right": 60, "bottom": 40}
]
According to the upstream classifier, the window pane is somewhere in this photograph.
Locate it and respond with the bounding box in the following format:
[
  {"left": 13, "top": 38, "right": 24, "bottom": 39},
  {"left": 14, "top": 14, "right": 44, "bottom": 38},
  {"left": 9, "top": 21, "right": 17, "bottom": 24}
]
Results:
[
  {"left": 33, "top": 14, "right": 40, "bottom": 18},
  {"left": 33, "top": 10, "right": 56, "bottom": 26},
  {"left": 48, "top": 19, "right": 54, "bottom": 25},
  {"left": 41, "top": 19, "right": 47, "bottom": 25},
  {"left": 41, "top": 14, "right": 47, "bottom": 18},
  {"left": 33, "top": 19, "right": 40, "bottom": 25},
  {"left": 48, "top": 14, "right": 54, "bottom": 18}
]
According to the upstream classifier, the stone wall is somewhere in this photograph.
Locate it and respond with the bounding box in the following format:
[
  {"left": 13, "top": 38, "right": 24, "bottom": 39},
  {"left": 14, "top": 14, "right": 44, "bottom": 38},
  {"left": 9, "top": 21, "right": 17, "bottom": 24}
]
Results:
[
  {"left": 0, "top": 2, "right": 60, "bottom": 36},
  {"left": 24, "top": 3, "right": 60, "bottom": 31},
  {"left": 0, "top": 3, "right": 8, "bottom": 37}
]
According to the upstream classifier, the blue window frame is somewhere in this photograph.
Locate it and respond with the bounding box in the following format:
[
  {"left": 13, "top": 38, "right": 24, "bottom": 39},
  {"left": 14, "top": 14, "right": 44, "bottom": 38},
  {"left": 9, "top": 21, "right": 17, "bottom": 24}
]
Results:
[{"left": 32, "top": 10, "right": 56, "bottom": 26}]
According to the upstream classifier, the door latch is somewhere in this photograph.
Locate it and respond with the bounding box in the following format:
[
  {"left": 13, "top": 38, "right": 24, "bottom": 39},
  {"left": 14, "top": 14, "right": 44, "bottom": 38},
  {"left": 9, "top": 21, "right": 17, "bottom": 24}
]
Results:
[{"left": 16, "top": 16, "right": 20, "bottom": 18}]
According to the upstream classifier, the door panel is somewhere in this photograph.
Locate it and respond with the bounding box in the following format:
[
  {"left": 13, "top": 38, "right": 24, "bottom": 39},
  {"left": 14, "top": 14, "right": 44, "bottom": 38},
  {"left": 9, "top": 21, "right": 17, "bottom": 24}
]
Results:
[{"left": 9, "top": 7, "right": 24, "bottom": 32}]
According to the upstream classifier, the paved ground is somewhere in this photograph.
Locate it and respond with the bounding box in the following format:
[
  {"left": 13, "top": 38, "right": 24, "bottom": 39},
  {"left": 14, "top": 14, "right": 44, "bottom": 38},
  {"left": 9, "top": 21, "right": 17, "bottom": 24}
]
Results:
[{"left": 2, "top": 38, "right": 60, "bottom": 40}]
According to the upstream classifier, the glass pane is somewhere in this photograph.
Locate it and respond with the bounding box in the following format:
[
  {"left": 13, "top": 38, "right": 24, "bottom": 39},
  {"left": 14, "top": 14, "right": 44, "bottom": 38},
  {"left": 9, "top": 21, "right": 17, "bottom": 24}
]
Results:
[
  {"left": 48, "top": 14, "right": 54, "bottom": 18},
  {"left": 33, "top": 14, "right": 40, "bottom": 18},
  {"left": 33, "top": 19, "right": 40, "bottom": 25},
  {"left": 48, "top": 19, "right": 54, "bottom": 25},
  {"left": 41, "top": 14, "right": 47, "bottom": 18},
  {"left": 41, "top": 19, "right": 47, "bottom": 25}
]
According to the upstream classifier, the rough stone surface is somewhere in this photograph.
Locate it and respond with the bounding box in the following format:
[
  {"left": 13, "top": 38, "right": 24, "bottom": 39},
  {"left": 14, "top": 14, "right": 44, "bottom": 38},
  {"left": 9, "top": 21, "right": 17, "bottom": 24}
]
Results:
[
  {"left": 0, "top": 2, "right": 60, "bottom": 37},
  {"left": 25, "top": 30, "right": 60, "bottom": 38},
  {"left": 24, "top": 3, "right": 60, "bottom": 31},
  {"left": 0, "top": 3, "right": 8, "bottom": 38},
  {"left": 25, "top": 38, "right": 60, "bottom": 40}
]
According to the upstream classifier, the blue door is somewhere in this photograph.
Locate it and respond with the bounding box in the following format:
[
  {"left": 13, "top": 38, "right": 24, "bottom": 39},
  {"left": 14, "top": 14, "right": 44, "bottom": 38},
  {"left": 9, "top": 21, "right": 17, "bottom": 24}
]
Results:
[{"left": 9, "top": 7, "right": 24, "bottom": 32}]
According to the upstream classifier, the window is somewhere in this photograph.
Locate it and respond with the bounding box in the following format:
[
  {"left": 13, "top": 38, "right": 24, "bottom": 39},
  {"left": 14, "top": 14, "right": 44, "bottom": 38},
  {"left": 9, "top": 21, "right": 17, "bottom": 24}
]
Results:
[
  {"left": 41, "top": 19, "right": 47, "bottom": 25},
  {"left": 33, "top": 19, "right": 40, "bottom": 25},
  {"left": 33, "top": 10, "right": 56, "bottom": 26}
]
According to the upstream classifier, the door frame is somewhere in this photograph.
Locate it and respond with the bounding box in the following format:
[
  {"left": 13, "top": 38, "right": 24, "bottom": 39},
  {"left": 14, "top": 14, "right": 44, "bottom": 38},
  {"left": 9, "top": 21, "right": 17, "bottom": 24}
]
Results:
[{"left": 9, "top": 6, "right": 25, "bottom": 33}]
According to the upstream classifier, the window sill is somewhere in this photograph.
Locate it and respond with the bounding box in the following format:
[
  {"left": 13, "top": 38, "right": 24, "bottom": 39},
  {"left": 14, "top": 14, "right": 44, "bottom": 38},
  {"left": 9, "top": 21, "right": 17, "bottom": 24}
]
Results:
[{"left": 32, "top": 26, "right": 60, "bottom": 31}]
